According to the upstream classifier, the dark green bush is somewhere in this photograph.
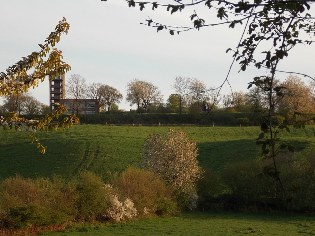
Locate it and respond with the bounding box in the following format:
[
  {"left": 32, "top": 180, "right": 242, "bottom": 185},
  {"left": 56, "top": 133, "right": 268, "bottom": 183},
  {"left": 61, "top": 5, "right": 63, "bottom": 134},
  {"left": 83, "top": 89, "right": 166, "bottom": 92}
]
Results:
[
  {"left": 237, "top": 117, "right": 249, "bottom": 126},
  {"left": 76, "top": 112, "right": 263, "bottom": 126},
  {"left": 197, "top": 168, "right": 226, "bottom": 211},
  {"left": 74, "top": 171, "right": 112, "bottom": 221},
  {"left": 279, "top": 153, "right": 315, "bottom": 211},
  {"left": 155, "top": 198, "right": 179, "bottom": 216},
  {"left": 221, "top": 160, "right": 276, "bottom": 210},
  {"left": 200, "top": 154, "right": 315, "bottom": 212}
]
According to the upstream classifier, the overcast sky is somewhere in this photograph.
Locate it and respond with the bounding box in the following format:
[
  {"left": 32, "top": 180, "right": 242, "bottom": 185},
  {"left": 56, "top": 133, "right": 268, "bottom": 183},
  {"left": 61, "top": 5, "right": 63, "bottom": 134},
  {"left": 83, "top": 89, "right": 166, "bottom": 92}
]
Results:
[{"left": 1, "top": 0, "right": 315, "bottom": 110}]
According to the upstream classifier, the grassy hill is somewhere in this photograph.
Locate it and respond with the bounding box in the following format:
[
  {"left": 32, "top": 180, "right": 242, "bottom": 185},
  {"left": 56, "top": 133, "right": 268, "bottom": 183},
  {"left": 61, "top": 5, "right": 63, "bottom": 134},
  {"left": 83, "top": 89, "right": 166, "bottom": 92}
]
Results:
[{"left": 0, "top": 125, "right": 314, "bottom": 180}]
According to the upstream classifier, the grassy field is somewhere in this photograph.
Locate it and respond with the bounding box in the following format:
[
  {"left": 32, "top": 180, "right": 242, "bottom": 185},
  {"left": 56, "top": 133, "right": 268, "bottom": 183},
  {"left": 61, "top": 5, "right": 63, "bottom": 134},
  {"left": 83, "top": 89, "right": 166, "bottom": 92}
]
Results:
[
  {"left": 1, "top": 125, "right": 315, "bottom": 235},
  {"left": 43, "top": 212, "right": 315, "bottom": 236},
  {"left": 0, "top": 125, "right": 315, "bottom": 180}
]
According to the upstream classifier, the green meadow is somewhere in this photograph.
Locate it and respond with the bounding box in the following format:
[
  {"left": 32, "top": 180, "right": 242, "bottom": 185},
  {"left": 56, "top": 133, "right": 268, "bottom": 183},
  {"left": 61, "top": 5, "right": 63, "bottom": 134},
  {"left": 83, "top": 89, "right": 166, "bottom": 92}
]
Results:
[
  {"left": 44, "top": 212, "right": 315, "bottom": 236},
  {"left": 1, "top": 125, "right": 315, "bottom": 235},
  {"left": 1, "top": 125, "right": 315, "bottom": 180}
]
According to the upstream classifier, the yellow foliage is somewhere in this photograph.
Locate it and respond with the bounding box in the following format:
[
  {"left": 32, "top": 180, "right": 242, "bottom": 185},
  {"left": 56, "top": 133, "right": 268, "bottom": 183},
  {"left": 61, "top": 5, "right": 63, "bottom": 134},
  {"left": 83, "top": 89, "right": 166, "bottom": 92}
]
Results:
[{"left": 0, "top": 18, "right": 78, "bottom": 154}]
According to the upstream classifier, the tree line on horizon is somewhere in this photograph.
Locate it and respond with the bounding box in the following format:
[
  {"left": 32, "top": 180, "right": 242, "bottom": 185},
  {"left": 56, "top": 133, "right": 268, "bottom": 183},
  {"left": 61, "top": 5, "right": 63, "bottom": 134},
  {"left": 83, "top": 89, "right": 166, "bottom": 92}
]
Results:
[{"left": 1, "top": 74, "right": 314, "bottom": 122}]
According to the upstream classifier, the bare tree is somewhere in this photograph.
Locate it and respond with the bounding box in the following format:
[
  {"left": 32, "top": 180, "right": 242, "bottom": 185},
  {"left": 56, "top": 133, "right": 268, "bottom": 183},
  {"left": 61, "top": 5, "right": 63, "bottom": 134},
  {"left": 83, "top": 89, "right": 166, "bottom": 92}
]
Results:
[
  {"left": 174, "top": 76, "right": 190, "bottom": 115},
  {"left": 126, "top": 79, "right": 162, "bottom": 112},
  {"left": 222, "top": 94, "right": 233, "bottom": 110},
  {"left": 66, "top": 74, "right": 87, "bottom": 114},
  {"left": 87, "top": 82, "right": 103, "bottom": 110},
  {"left": 186, "top": 79, "right": 218, "bottom": 112},
  {"left": 188, "top": 79, "right": 207, "bottom": 104},
  {"left": 66, "top": 74, "right": 87, "bottom": 99},
  {"left": 87, "top": 82, "right": 102, "bottom": 100}
]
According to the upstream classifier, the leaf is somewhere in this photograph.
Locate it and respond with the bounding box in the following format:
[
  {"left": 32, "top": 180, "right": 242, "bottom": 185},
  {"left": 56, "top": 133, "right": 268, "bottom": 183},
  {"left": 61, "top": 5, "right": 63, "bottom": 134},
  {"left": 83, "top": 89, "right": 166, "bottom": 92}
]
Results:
[
  {"left": 193, "top": 19, "right": 205, "bottom": 30},
  {"left": 305, "top": 2, "right": 311, "bottom": 10},
  {"left": 205, "top": 0, "right": 212, "bottom": 9},
  {"left": 171, "top": 6, "right": 179, "bottom": 14},
  {"left": 226, "top": 48, "right": 232, "bottom": 53},
  {"left": 128, "top": 0, "right": 135, "bottom": 7},
  {"left": 139, "top": 3, "right": 145, "bottom": 11},
  {"left": 190, "top": 13, "right": 197, "bottom": 21},
  {"left": 157, "top": 25, "right": 164, "bottom": 32},
  {"left": 217, "top": 7, "right": 227, "bottom": 20},
  {"left": 152, "top": 2, "right": 158, "bottom": 10},
  {"left": 146, "top": 19, "right": 153, "bottom": 26},
  {"left": 229, "top": 21, "right": 235, "bottom": 28}
]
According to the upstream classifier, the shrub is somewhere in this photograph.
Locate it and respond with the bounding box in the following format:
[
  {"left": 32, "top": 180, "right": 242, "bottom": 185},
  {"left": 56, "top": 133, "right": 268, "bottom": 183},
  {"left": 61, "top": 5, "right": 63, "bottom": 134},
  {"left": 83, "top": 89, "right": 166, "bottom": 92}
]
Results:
[
  {"left": 0, "top": 176, "right": 76, "bottom": 228},
  {"left": 155, "top": 198, "right": 178, "bottom": 216},
  {"left": 279, "top": 153, "right": 315, "bottom": 211},
  {"left": 105, "top": 195, "right": 137, "bottom": 222},
  {"left": 74, "top": 171, "right": 112, "bottom": 221},
  {"left": 142, "top": 129, "right": 203, "bottom": 209},
  {"left": 221, "top": 160, "right": 275, "bottom": 209},
  {"left": 113, "top": 167, "right": 176, "bottom": 215},
  {"left": 197, "top": 168, "right": 226, "bottom": 210}
]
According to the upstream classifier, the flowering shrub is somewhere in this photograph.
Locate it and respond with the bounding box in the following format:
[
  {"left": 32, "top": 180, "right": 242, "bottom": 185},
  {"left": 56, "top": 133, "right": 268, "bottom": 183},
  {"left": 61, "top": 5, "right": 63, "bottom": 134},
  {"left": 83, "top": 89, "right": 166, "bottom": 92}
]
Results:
[
  {"left": 142, "top": 129, "right": 202, "bottom": 209},
  {"left": 105, "top": 195, "right": 137, "bottom": 222}
]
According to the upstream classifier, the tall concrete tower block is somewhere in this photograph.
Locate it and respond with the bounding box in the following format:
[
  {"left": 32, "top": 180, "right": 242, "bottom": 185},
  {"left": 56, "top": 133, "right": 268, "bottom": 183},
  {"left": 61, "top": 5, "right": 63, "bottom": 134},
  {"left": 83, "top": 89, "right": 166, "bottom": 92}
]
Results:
[{"left": 49, "top": 74, "right": 65, "bottom": 111}]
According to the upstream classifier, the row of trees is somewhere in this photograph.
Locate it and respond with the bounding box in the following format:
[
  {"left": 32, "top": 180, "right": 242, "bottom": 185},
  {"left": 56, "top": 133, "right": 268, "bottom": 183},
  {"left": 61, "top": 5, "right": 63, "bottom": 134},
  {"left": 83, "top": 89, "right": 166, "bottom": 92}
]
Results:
[
  {"left": 66, "top": 75, "right": 218, "bottom": 113},
  {"left": 66, "top": 74, "right": 123, "bottom": 112},
  {"left": 69, "top": 74, "right": 315, "bottom": 120},
  {"left": 0, "top": 94, "right": 49, "bottom": 115},
  {"left": 222, "top": 76, "right": 315, "bottom": 119},
  {"left": 2, "top": 74, "right": 313, "bottom": 118}
]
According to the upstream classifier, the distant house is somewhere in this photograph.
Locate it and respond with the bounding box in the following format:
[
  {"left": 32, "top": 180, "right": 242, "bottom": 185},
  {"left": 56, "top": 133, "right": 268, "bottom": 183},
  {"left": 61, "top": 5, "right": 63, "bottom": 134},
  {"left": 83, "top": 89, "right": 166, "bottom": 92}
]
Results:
[
  {"left": 61, "top": 99, "right": 99, "bottom": 115},
  {"left": 49, "top": 75, "right": 99, "bottom": 115}
]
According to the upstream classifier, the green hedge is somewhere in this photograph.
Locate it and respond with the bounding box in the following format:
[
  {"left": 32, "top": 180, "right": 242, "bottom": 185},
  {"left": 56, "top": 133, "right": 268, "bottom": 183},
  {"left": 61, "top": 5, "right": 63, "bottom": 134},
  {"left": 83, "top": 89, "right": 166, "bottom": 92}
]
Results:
[
  {"left": 21, "top": 111, "right": 265, "bottom": 126},
  {"left": 76, "top": 112, "right": 264, "bottom": 126}
]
